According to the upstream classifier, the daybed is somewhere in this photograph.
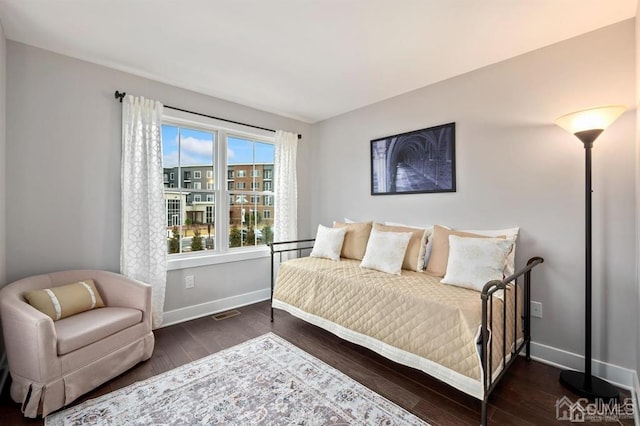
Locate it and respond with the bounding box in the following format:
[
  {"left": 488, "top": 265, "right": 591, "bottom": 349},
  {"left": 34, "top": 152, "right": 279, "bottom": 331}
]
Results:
[{"left": 270, "top": 222, "right": 543, "bottom": 426}]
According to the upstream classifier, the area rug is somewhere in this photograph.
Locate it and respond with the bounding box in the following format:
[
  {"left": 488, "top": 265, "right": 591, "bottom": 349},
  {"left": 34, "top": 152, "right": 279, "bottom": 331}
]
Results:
[{"left": 46, "top": 333, "right": 429, "bottom": 425}]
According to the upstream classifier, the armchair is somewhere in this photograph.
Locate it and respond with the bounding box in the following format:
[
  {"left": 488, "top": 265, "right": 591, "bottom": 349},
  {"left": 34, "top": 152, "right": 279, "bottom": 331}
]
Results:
[{"left": 0, "top": 270, "right": 155, "bottom": 417}]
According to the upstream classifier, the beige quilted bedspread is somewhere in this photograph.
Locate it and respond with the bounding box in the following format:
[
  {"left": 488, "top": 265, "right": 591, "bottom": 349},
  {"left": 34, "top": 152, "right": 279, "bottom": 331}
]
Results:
[{"left": 272, "top": 257, "right": 521, "bottom": 394}]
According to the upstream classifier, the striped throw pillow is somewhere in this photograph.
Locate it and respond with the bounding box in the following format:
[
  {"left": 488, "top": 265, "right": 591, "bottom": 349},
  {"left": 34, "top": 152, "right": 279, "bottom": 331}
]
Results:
[{"left": 24, "top": 280, "right": 105, "bottom": 321}]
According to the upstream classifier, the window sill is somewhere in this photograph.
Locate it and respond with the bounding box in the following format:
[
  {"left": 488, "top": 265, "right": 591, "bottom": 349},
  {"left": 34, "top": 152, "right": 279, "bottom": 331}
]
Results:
[{"left": 167, "top": 247, "right": 270, "bottom": 271}]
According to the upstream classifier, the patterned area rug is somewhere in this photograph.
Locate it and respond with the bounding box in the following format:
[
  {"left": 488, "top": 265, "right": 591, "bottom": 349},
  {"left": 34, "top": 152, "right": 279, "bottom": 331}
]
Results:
[{"left": 46, "top": 333, "right": 429, "bottom": 425}]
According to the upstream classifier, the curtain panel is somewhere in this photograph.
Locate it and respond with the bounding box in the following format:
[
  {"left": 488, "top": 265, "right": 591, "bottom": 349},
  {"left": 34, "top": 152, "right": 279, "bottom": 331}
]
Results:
[
  {"left": 274, "top": 131, "right": 298, "bottom": 244},
  {"left": 121, "top": 95, "right": 167, "bottom": 328}
]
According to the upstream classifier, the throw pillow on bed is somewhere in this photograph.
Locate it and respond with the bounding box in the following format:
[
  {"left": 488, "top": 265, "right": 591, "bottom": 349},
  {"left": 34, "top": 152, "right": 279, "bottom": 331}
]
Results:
[
  {"left": 441, "top": 235, "right": 514, "bottom": 292},
  {"left": 24, "top": 280, "right": 105, "bottom": 321},
  {"left": 374, "top": 223, "right": 428, "bottom": 272},
  {"left": 425, "top": 225, "right": 497, "bottom": 277},
  {"left": 360, "top": 229, "right": 412, "bottom": 275},
  {"left": 333, "top": 221, "right": 373, "bottom": 260},
  {"left": 459, "top": 227, "right": 519, "bottom": 277},
  {"left": 310, "top": 224, "right": 347, "bottom": 261}
]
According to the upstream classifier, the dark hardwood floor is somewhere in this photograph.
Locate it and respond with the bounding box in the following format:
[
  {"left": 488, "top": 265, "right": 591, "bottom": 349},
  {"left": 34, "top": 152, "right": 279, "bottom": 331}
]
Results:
[{"left": 0, "top": 301, "right": 634, "bottom": 425}]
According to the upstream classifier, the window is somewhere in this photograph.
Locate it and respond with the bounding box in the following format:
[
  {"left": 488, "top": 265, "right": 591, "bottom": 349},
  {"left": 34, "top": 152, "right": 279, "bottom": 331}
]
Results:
[
  {"left": 264, "top": 181, "right": 273, "bottom": 191},
  {"left": 228, "top": 136, "right": 275, "bottom": 248},
  {"left": 163, "top": 125, "right": 215, "bottom": 254},
  {"left": 264, "top": 195, "right": 273, "bottom": 206},
  {"left": 167, "top": 199, "right": 181, "bottom": 227},
  {"left": 263, "top": 169, "right": 273, "bottom": 179},
  {"left": 162, "top": 120, "right": 275, "bottom": 258}
]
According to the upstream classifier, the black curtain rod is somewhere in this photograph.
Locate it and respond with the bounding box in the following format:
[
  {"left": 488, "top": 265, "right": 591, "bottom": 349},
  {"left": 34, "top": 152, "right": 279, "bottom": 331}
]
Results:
[{"left": 114, "top": 91, "right": 301, "bottom": 140}]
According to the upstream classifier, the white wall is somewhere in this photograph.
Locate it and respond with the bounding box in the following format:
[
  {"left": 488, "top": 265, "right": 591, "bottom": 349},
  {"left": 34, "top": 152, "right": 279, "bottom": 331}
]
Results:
[
  {"left": 310, "top": 21, "right": 637, "bottom": 372},
  {"left": 0, "top": 21, "right": 6, "bottom": 289},
  {"left": 5, "top": 42, "right": 311, "bottom": 317},
  {"left": 635, "top": 4, "right": 640, "bottom": 385},
  {"left": 0, "top": 19, "right": 6, "bottom": 362}
]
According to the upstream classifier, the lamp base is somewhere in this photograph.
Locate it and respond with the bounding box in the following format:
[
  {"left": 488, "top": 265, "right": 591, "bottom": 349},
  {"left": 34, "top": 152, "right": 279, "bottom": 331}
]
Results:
[{"left": 560, "top": 370, "right": 619, "bottom": 400}]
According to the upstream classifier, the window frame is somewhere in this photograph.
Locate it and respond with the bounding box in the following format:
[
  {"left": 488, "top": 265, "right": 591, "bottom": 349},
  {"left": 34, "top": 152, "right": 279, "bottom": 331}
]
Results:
[{"left": 162, "top": 110, "right": 275, "bottom": 270}]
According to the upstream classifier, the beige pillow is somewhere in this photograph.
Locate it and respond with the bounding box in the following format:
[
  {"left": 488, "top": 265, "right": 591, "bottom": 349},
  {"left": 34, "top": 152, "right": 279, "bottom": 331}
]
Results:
[
  {"left": 425, "top": 225, "right": 504, "bottom": 277},
  {"left": 24, "top": 280, "right": 105, "bottom": 321},
  {"left": 333, "top": 221, "right": 373, "bottom": 260},
  {"left": 374, "top": 223, "right": 428, "bottom": 271}
]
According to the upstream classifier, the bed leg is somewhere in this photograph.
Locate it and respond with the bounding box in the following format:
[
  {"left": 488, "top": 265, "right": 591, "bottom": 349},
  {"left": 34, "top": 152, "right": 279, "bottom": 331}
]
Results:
[
  {"left": 270, "top": 306, "right": 274, "bottom": 323},
  {"left": 481, "top": 399, "right": 488, "bottom": 425}
]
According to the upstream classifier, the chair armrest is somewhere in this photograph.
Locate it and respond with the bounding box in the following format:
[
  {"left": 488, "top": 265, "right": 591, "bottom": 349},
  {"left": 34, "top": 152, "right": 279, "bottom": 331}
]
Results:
[{"left": 0, "top": 297, "right": 61, "bottom": 382}]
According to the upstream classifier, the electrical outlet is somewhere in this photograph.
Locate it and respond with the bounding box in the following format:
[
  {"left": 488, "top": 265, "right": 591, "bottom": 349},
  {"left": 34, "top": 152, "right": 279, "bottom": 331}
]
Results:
[
  {"left": 185, "top": 275, "right": 195, "bottom": 289},
  {"left": 531, "top": 301, "right": 542, "bottom": 318}
]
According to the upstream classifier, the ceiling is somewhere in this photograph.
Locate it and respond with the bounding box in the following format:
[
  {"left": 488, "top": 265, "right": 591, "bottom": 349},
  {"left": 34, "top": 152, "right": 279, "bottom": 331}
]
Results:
[{"left": 0, "top": 1, "right": 636, "bottom": 123}]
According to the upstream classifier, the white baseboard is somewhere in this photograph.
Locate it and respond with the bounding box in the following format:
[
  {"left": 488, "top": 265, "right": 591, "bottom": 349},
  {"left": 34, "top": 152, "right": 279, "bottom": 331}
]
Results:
[
  {"left": 160, "top": 288, "right": 271, "bottom": 328},
  {"left": 529, "top": 341, "right": 636, "bottom": 390}
]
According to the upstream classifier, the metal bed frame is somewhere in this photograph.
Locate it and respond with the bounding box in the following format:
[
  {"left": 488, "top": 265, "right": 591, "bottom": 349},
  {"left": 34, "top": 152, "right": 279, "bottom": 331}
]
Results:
[{"left": 269, "top": 239, "right": 543, "bottom": 425}]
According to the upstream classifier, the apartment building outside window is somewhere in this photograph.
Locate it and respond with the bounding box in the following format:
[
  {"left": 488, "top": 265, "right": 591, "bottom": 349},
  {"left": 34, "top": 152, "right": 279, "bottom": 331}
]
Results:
[{"left": 162, "top": 121, "right": 275, "bottom": 258}]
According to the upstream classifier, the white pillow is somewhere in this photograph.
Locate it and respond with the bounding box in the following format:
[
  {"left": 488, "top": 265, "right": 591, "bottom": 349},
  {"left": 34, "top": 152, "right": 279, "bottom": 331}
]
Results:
[
  {"left": 310, "top": 225, "right": 347, "bottom": 261},
  {"left": 460, "top": 227, "right": 519, "bottom": 277},
  {"left": 360, "top": 229, "right": 412, "bottom": 275},
  {"left": 441, "top": 235, "right": 514, "bottom": 292}
]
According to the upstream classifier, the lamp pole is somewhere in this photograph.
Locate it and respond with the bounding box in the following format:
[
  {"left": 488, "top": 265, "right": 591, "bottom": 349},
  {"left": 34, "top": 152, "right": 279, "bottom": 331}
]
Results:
[{"left": 555, "top": 107, "right": 625, "bottom": 401}]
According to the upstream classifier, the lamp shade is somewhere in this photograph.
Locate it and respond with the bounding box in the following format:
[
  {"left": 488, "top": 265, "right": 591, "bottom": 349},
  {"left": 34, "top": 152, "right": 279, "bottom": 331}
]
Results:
[{"left": 554, "top": 105, "right": 626, "bottom": 135}]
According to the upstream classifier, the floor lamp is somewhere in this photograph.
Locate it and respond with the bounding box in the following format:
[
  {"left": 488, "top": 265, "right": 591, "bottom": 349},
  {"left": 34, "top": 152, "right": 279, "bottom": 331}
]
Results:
[{"left": 554, "top": 104, "right": 626, "bottom": 400}]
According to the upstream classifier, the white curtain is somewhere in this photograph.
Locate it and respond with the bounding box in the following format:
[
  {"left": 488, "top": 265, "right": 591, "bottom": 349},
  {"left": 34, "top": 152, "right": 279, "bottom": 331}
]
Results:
[
  {"left": 121, "top": 95, "right": 167, "bottom": 329},
  {"left": 274, "top": 130, "right": 298, "bottom": 243}
]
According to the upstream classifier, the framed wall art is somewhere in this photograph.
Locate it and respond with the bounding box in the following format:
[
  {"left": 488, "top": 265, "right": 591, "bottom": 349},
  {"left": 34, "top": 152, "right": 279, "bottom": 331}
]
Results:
[{"left": 370, "top": 122, "right": 456, "bottom": 195}]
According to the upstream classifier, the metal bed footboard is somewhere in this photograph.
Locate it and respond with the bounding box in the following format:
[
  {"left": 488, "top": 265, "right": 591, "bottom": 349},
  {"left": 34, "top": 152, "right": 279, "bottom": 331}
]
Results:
[
  {"left": 480, "top": 256, "right": 544, "bottom": 425},
  {"left": 269, "top": 239, "right": 315, "bottom": 322}
]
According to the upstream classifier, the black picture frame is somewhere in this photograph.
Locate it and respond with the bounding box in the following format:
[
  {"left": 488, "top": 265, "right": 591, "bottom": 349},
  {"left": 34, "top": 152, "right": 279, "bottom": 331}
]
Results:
[{"left": 370, "top": 122, "right": 456, "bottom": 195}]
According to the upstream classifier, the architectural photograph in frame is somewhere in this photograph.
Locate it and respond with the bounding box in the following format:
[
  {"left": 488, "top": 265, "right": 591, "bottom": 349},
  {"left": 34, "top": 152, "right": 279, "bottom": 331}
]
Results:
[{"left": 371, "top": 122, "right": 456, "bottom": 195}]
